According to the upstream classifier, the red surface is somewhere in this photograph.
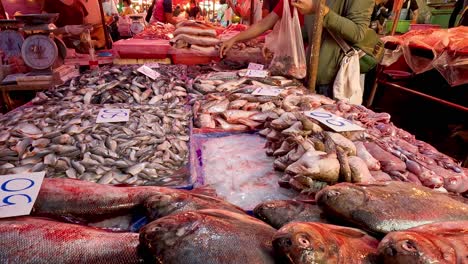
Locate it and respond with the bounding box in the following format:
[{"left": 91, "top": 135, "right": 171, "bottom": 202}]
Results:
[
  {"left": 171, "top": 54, "right": 221, "bottom": 65},
  {"left": 113, "top": 39, "right": 170, "bottom": 59}
]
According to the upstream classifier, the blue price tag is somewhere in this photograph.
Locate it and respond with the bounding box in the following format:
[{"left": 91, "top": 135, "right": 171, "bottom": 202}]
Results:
[
  {"left": 304, "top": 109, "right": 364, "bottom": 132},
  {"left": 96, "top": 109, "right": 130, "bottom": 123}
]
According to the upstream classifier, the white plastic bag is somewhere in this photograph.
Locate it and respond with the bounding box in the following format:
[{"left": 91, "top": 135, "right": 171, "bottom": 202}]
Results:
[
  {"left": 264, "top": 0, "right": 306, "bottom": 79},
  {"left": 333, "top": 50, "right": 363, "bottom": 105}
]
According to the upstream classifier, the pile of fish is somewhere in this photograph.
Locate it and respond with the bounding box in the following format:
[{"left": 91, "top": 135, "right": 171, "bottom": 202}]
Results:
[
  {"left": 2, "top": 178, "right": 467, "bottom": 264},
  {"left": 260, "top": 100, "right": 468, "bottom": 194},
  {"left": 32, "top": 64, "right": 189, "bottom": 106},
  {"left": 191, "top": 70, "right": 321, "bottom": 131},
  {"left": 133, "top": 22, "right": 175, "bottom": 40},
  {"left": 0, "top": 103, "right": 191, "bottom": 186},
  {"left": 170, "top": 21, "right": 221, "bottom": 54}
]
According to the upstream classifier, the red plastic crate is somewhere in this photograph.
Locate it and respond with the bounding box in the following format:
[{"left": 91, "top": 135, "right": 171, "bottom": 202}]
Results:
[{"left": 113, "top": 39, "right": 170, "bottom": 59}]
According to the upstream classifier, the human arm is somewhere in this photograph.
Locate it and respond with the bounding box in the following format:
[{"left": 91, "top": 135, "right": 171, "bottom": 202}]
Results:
[
  {"left": 53, "top": 24, "right": 93, "bottom": 35},
  {"left": 220, "top": 12, "right": 279, "bottom": 57}
]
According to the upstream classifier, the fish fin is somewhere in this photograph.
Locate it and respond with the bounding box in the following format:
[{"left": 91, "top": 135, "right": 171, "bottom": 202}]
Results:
[{"left": 329, "top": 227, "right": 368, "bottom": 238}]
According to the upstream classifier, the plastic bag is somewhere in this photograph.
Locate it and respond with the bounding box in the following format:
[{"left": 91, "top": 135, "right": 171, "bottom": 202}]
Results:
[
  {"left": 264, "top": 0, "right": 306, "bottom": 79},
  {"left": 333, "top": 51, "right": 363, "bottom": 104},
  {"left": 433, "top": 51, "right": 468, "bottom": 86}
]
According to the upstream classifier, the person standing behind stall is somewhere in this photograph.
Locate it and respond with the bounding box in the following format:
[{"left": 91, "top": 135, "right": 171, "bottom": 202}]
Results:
[
  {"left": 217, "top": 0, "right": 229, "bottom": 26},
  {"left": 188, "top": 0, "right": 201, "bottom": 19},
  {"left": 221, "top": 0, "right": 375, "bottom": 98},
  {"left": 121, "top": 0, "right": 136, "bottom": 16},
  {"left": 146, "top": 0, "right": 176, "bottom": 24}
]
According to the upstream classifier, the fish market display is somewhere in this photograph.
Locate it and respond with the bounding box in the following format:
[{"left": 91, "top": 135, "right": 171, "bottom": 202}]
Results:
[
  {"left": 140, "top": 209, "right": 277, "bottom": 264},
  {"left": 273, "top": 222, "right": 379, "bottom": 264},
  {"left": 170, "top": 21, "right": 221, "bottom": 54},
  {"left": 378, "top": 221, "right": 468, "bottom": 264},
  {"left": 260, "top": 99, "right": 467, "bottom": 194},
  {"left": 32, "top": 64, "right": 188, "bottom": 106},
  {"left": 0, "top": 217, "right": 142, "bottom": 264},
  {"left": 254, "top": 200, "right": 328, "bottom": 229},
  {"left": 0, "top": 103, "right": 190, "bottom": 186},
  {"left": 192, "top": 72, "right": 309, "bottom": 130},
  {"left": 134, "top": 22, "right": 175, "bottom": 40},
  {"left": 193, "top": 133, "right": 296, "bottom": 209},
  {"left": 316, "top": 182, "right": 468, "bottom": 234}
]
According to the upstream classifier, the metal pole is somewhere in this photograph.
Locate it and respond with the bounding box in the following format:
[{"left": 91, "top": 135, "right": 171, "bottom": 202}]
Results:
[
  {"left": 250, "top": 0, "right": 255, "bottom": 25},
  {"left": 97, "top": 0, "right": 112, "bottom": 49},
  {"left": 308, "top": 0, "right": 325, "bottom": 92},
  {"left": 390, "top": 0, "right": 404, "bottom": 36}
]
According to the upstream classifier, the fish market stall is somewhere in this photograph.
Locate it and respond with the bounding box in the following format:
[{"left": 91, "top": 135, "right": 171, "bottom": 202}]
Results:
[{"left": 0, "top": 56, "right": 467, "bottom": 263}]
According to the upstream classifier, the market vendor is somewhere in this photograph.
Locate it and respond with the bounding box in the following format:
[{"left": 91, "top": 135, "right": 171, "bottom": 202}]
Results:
[
  {"left": 121, "top": 0, "right": 136, "bottom": 16},
  {"left": 220, "top": 0, "right": 376, "bottom": 97},
  {"left": 146, "top": 0, "right": 177, "bottom": 24},
  {"left": 42, "top": 0, "right": 94, "bottom": 53},
  {"left": 384, "top": 0, "right": 419, "bottom": 23}
]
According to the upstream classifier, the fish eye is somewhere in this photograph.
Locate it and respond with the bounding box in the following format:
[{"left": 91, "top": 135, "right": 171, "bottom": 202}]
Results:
[
  {"left": 401, "top": 240, "right": 418, "bottom": 252},
  {"left": 297, "top": 235, "right": 310, "bottom": 247}
]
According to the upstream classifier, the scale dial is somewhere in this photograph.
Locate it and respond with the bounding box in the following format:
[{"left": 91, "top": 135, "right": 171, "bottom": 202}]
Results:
[
  {"left": 21, "top": 34, "right": 58, "bottom": 70},
  {"left": 130, "top": 22, "right": 145, "bottom": 35},
  {"left": 0, "top": 30, "right": 24, "bottom": 57}
]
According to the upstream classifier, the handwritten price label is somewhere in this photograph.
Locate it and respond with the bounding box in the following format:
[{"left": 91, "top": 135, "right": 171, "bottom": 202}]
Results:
[
  {"left": 137, "top": 65, "right": 161, "bottom": 80},
  {"left": 144, "top": 62, "right": 160, "bottom": 69},
  {"left": 304, "top": 109, "right": 364, "bottom": 132},
  {"left": 245, "top": 69, "right": 268, "bottom": 78},
  {"left": 96, "top": 109, "right": 130, "bottom": 123},
  {"left": 0, "top": 172, "right": 45, "bottom": 218},
  {"left": 251, "top": 87, "right": 282, "bottom": 96},
  {"left": 248, "top": 63, "right": 264, "bottom": 70}
]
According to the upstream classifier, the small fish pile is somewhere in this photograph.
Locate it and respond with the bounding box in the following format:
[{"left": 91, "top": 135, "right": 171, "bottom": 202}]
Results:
[
  {"left": 192, "top": 72, "right": 312, "bottom": 131},
  {"left": 32, "top": 64, "right": 189, "bottom": 106},
  {"left": 170, "top": 20, "right": 221, "bottom": 54},
  {"left": 260, "top": 100, "right": 467, "bottom": 194},
  {"left": 133, "top": 22, "right": 175, "bottom": 40},
  {"left": 0, "top": 103, "right": 191, "bottom": 186}
]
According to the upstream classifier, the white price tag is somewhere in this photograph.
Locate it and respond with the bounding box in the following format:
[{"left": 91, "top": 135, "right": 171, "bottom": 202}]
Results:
[
  {"left": 304, "top": 109, "right": 364, "bottom": 132},
  {"left": 252, "top": 87, "right": 282, "bottom": 96},
  {"left": 96, "top": 109, "right": 130, "bottom": 123},
  {"left": 248, "top": 63, "right": 264, "bottom": 70},
  {"left": 144, "top": 62, "right": 160, "bottom": 69},
  {"left": 0, "top": 172, "right": 46, "bottom": 218},
  {"left": 137, "top": 65, "right": 161, "bottom": 80},
  {"left": 245, "top": 69, "right": 268, "bottom": 78}
]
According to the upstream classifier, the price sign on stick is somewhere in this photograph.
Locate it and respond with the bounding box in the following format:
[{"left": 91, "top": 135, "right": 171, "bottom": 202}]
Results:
[
  {"left": 137, "top": 65, "right": 161, "bottom": 80},
  {"left": 245, "top": 69, "right": 268, "bottom": 78},
  {"left": 0, "top": 172, "right": 46, "bottom": 218},
  {"left": 252, "top": 87, "right": 282, "bottom": 96},
  {"left": 248, "top": 63, "right": 264, "bottom": 70},
  {"left": 304, "top": 109, "right": 364, "bottom": 132},
  {"left": 96, "top": 109, "right": 130, "bottom": 123}
]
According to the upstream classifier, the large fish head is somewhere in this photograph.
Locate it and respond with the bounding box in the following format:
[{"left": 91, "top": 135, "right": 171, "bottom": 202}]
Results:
[
  {"left": 144, "top": 191, "right": 193, "bottom": 220},
  {"left": 273, "top": 222, "right": 330, "bottom": 264},
  {"left": 254, "top": 200, "right": 304, "bottom": 229},
  {"left": 139, "top": 211, "right": 202, "bottom": 261},
  {"left": 316, "top": 183, "right": 370, "bottom": 219},
  {"left": 378, "top": 231, "right": 446, "bottom": 264}
]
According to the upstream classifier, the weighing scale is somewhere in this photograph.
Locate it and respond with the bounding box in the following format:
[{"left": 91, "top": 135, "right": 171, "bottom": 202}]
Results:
[
  {"left": 129, "top": 15, "right": 145, "bottom": 36},
  {"left": 15, "top": 14, "right": 67, "bottom": 74},
  {"left": 0, "top": 20, "right": 24, "bottom": 59}
]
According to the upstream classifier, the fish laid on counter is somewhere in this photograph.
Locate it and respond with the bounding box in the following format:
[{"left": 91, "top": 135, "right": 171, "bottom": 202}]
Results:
[
  {"left": 33, "top": 178, "right": 244, "bottom": 231},
  {"left": 0, "top": 217, "right": 143, "bottom": 264},
  {"left": 32, "top": 64, "right": 188, "bottom": 106},
  {"left": 273, "top": 222, "right": 379, "bottom": 264},
  {"left": 316, "top": 182, "right": 468, "bottom": 235},
  {"left": 378, "top": 221, "right": 468, "bottom": 264},
  {"left": 254, "top": 200, "right": 328, "bottom": 229},
  {"left": 0, "top": 103, "right": 191, "bottom": 186},
  {"left": 140, "top": 209, "right": 277, "bottom": 264}
]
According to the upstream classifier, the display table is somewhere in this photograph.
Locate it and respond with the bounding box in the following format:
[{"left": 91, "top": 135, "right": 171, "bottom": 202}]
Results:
[{"left": 0, "top": 83, "right": 52, "bottom": 112}]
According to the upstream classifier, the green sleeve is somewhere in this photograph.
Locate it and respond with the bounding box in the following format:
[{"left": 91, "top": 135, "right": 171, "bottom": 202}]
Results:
[{"left": 323, "top": 0, "right": 375, "bottom": 44}]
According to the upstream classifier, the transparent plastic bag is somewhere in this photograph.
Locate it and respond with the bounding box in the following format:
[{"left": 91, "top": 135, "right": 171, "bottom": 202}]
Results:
[
  {"left": 434, "top": 51, "right": 468, "bottom": 86},
  {"left": 264, "top": 0, "right": 306, "bottom": 79}
]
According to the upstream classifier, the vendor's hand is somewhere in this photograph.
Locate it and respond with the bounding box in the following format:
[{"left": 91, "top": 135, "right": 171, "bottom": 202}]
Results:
[
  {"left": 219, "top": 38, "right": 236, "bottom": 58},
  {"left": 262, "top": 46, "right": 273, "bottom": 60},
  {"left": 292, "top": 0, "right": 316, "bottom": 15},
  {"left": 66, "top": 24, "right": 93, "bottom": 35}
]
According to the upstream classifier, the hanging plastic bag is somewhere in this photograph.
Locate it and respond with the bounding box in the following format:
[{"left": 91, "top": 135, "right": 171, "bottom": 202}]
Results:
[
  {"left": 264, "top": 0, "right": 306, "bottom": 79},
  {"left": 333, "top": 50, "right": 363, "bottom": 105}
]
